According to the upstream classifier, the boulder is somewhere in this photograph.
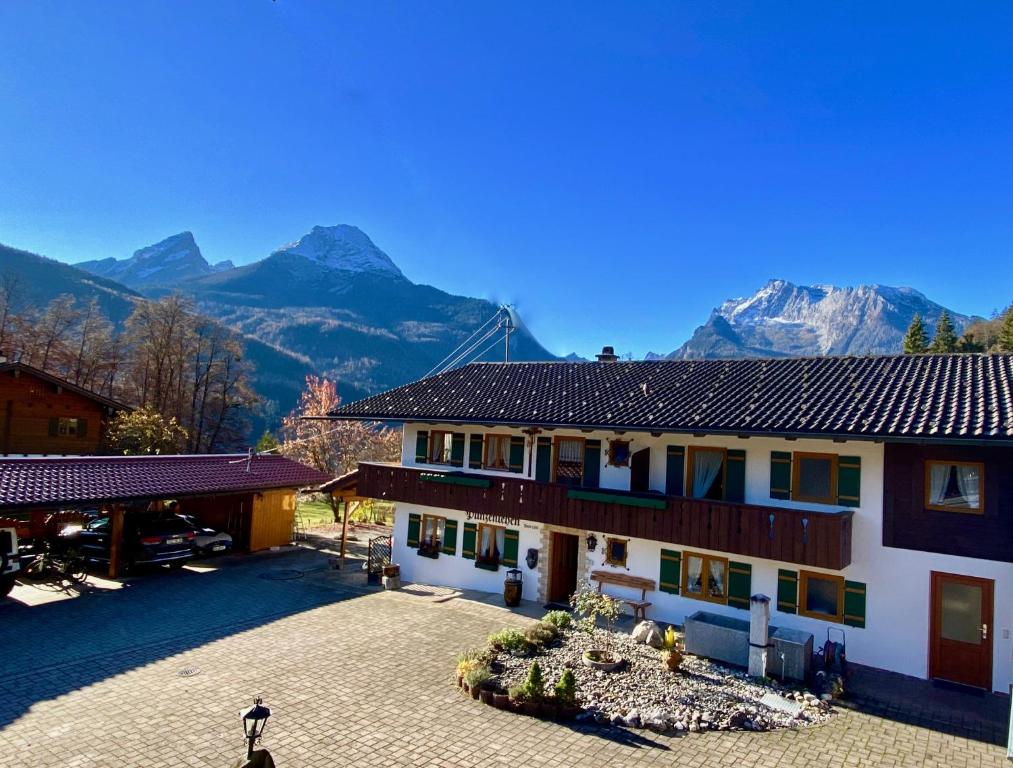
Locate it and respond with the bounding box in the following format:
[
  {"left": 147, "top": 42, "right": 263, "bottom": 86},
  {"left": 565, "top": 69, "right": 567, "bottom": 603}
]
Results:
[{"left": 631, "top": 620, "right": 659, "bottom": 644}]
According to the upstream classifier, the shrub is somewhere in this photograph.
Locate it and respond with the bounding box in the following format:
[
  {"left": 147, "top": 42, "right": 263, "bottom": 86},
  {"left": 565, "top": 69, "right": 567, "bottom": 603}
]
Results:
[
  {"left": 464, "top": 665, "right": 492, "bottom": 690},
  {"left": 525, "top": 622, "right": 557, "bottom": 646},
  {"left": 456, "top": 648, "right": 483, "bottom": 677},
  {"left": 521, "top": 661, "right": 545, "bottom": 701},
  {"left": 508, "top": 684, "right": 527, "bottom": 702},
  {"left": 542, "top": 610, "right": 572, "bottom": 630},
  {"left": 554, "top": 669, "right": 577, "bottom": 706},
  {"left": 488, "top": 628, "right": 530, "bottom": 654}
]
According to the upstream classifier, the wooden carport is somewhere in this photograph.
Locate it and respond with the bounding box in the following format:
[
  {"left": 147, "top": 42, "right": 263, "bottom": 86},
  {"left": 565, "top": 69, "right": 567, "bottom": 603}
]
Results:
[{"left": 317, "top": 469, "right": 365, "bottom": 568}]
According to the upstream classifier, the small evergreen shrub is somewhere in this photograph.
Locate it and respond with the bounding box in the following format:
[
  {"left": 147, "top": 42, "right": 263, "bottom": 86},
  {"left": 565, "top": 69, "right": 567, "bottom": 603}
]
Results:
[
  {"left": 554, "top": 669, "right": 577, "bottom": 706},
  {"left": 542, "top": 610, "right": 572, "bottom": 629},
  {"left": 521, "top": 661, "right": 545, "bottom": 701}
]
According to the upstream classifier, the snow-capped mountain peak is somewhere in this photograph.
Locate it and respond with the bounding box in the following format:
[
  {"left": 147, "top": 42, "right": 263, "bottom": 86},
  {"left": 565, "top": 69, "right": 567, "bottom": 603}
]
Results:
[
  {"left": 272, "top": 225, "right": 404, "bottom": 278},
  {"left": 77, "top": 231, "right": 226, "bottom": 289}
]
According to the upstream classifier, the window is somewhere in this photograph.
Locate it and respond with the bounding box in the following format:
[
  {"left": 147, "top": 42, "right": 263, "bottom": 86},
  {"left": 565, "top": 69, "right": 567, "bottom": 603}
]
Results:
[
  {"left": 553, "top": 437, "right": 585, "bottom": 486},
  {"left": 484, "top": 434, "right": 511, "bottom": 470},
  {"left": 428, "top": 431, "right": 453, "bottom": 464},
  {"left": 58, "top": 417, "right": 81, "bottom": 437},
  {"left": 476, "top": 524, "right": 506, "bottom": 568},
  {"left": 687, "top": 447, "right": 726, "bottom": 500},
  {"left": 682, "top": 551, "right": 728, "bottom": 603},
  {"left": 925, "top": 461, "right": 984, "bottom": 514},
  {"left": 604, "top": 537, "right": 628, "bottom": 567},
  {"left": 792, "top": 453, "right": 838, "bottom": 505},
  {"left": 799, "top": 570, "right": 844, "bottom": 622},
  {"left": 418, "top": 515, "right": 445, "bottom": 557},
  {"left": 606, "top": 439, "right": 631, "bottom": 467}
]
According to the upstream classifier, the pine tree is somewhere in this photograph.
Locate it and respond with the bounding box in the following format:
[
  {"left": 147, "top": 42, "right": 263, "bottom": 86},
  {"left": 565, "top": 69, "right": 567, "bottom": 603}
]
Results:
[
  {"left": 929, "top": 310, "right": 959, "bottom": 353},
  {"left": 998, "top": 306, "right": 1013, "bottom": 353},
  {"left": 903, "top": 314, "right": 928, "bottom": 354}
]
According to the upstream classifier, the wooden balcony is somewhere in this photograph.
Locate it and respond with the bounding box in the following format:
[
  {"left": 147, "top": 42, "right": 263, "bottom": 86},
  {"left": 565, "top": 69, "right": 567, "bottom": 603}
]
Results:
[{"left": 356, "top": 463, "right": 853, "bottom": 570}]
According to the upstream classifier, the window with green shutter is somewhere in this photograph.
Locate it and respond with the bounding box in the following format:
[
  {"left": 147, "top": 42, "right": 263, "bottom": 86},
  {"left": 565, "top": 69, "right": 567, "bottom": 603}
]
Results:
[
  {"left": 727, "top": 561, "right": 752, "bottom": 609},
  {"left": 777, "top": 568, "right": 798, "bottom": 613},
  {"left": 535, "top": 437, "right": 552, "bottom": 482},
  {"left": 837, "top": 456, "right": 861, "bottom": 507},
  {"left": 770, "top": 451, "right": 792, "bottom": 500},
  {"left": 659, "top": 549, "right": 681, "bottom": 594},
  {"left": 508, "top": 436, "right": 525, "bottom": 473},
  {"left": 582, "top": 440, "right": 601, "bottom": 489},
  {"left": 502, "top": 529, "right": 520, "bottom": 567},
  {"left": 726, "top": 449, "right": 746, "bottom": 503},
  {"left": 843, "top": 580, "right": 867, "bottom": 628},
  {"left": 468, "top": 435, "right": 484, "bottom": 469},
  {"left": 450, "top": 433, "right": 466, "bottom": 467},
  {"left": 406, "top": 513, "right": 421, "bottom": 548},
  {"left": 665, "top": 446, "right": 685, "bottom": 496},
  {"left": 442, "top": 519, "right": 458, "bottom": 556},
  {"left": 461, "top": 522, "right": 477, "bottom": 559},
  {"left": 414, "top": 430, "right": 429, "bottom": 464}
]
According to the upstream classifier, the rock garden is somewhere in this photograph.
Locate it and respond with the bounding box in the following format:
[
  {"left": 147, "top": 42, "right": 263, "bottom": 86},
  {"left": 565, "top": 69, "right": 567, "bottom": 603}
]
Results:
[{"left": 455, "top": 586, "right": 835, "bottom": 734}]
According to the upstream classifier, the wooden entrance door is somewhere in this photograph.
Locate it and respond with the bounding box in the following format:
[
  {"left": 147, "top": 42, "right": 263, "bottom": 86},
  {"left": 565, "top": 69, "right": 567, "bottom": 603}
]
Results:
[
  {"left": 549, "top": 532, "right": 579, "bottom": 605},
  {"left": 630, "top": 448, "right": 651, "bottom": 493},
  {"left": 929, "top": 571, "right": 993, "bottom": 689}
]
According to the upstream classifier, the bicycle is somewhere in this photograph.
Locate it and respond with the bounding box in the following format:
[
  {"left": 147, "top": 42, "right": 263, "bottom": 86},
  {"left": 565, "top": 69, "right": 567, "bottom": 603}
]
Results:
[{"left": 21, "top": 543, "right": 88, "bottom": 586}]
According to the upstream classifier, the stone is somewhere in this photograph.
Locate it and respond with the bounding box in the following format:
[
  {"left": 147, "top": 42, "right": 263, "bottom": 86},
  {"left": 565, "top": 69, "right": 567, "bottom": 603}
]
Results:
[
  {"left": 622, "top": 709, "right": 642, "bottom": 728},
  {"left": 631, "top": 620, "right": 661, "bottom": 645}
]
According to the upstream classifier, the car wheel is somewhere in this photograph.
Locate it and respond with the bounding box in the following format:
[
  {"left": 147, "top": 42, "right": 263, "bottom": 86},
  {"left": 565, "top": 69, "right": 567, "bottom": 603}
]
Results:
[{"left": 0, "top": 574, "right": 15, "bottom": 597}]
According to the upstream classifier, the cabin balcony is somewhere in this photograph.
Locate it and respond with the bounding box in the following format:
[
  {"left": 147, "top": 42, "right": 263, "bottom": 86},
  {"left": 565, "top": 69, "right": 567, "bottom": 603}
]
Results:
[{"left": 355, "top": 462, "right": 853, "bottom": 570}]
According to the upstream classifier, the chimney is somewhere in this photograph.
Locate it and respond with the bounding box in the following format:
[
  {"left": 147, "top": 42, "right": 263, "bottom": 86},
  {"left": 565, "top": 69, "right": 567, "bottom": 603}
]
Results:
[{"left": 596, "top": 345, "right": 619, "bottom": 363}]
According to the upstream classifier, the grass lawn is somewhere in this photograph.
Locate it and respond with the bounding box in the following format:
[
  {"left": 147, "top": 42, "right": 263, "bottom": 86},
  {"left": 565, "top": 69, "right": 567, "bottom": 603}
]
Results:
[
  {"left": 297, "top": 498, "right": 337, "bottom": 528},
  {"left": 297, "top": 497, "right": 396, "bottom": 528}
]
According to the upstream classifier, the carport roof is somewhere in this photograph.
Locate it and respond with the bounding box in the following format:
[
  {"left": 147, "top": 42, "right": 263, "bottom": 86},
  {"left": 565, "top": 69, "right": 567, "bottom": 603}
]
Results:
[{"left": 0, "top": 454, "right": 333, "bottom": 511}]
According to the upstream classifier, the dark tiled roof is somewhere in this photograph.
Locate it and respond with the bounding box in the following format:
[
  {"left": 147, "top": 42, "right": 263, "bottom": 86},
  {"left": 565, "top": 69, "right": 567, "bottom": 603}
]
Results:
[
  {"left": 0, "top": 454, "right": 332, "bottom": 510},
  {"left": 329, "top": 354, "right": 1013, "bottom": 442},
  {"left": 0, "top": 362, "right": 130, "bottom": 411}
]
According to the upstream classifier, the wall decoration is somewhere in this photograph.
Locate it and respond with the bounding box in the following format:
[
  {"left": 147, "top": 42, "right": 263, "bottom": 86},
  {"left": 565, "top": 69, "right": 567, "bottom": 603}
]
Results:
[{"left": 606, "top": 439, "right": 632, "bottom": 467}]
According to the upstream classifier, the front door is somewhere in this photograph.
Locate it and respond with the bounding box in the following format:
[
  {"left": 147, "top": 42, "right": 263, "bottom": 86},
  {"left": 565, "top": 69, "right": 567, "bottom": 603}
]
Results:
[
  {"left": 549, "top": 532, "right": 579, "bottom": 605},
  {"left": 929, "top": 571, "right": 993, "bottom": 689}
]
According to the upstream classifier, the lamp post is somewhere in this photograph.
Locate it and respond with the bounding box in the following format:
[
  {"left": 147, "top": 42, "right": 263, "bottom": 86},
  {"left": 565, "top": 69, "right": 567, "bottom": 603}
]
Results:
[{"left": 240, "top": 697, "right": 272, "bottom": 759}]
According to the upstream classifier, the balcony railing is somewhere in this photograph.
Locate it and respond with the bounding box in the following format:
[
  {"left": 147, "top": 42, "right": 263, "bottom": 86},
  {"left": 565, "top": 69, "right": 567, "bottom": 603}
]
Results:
[{"left": 356, "top": 462, "right": 853, "bottom": 570}]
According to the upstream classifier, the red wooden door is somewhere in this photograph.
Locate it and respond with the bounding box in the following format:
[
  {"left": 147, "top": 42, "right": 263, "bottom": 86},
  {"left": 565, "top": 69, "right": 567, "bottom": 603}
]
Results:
[
  {"left": 549, "top": 533, "right": 579, "bottom": 604},
  {"left": 929, "top": 571, "right": 993, "bottom": 689}
]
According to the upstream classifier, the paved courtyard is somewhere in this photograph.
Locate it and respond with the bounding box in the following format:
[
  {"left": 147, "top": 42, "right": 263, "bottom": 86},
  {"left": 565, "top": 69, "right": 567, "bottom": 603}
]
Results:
[{"left": 0, "top": 541, "right": 1008, "bottom": 768}]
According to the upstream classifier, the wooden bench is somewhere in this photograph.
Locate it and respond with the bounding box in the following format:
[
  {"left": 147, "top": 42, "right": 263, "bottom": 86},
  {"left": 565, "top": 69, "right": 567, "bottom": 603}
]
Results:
[{"left": 589, "top": 570, "right": 657, "bottom": 623}]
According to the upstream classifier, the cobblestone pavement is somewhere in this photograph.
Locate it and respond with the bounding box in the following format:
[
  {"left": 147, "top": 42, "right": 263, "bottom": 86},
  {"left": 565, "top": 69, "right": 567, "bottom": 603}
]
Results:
[{"left": 0, "top": 545, "right": 1007, "bottom": 768}]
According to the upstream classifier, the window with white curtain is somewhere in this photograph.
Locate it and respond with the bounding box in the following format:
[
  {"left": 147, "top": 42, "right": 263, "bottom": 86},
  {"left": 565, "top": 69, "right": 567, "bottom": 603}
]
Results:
[
  {"left": 689, "top": 447, "right": 725, "bottom": 500},
  {"left": 554, "top": 438, "right": 584, "bottom": 485},
  {"left": 429, "top": 431, "right": 453, "bottom": 464},
  {"left": 477, "top": 524, "right": 506, "bottom": 564},
  {"left": 682, "top": 551, "right": 728, "bottom": 603},
  {"left": 925, "top": 461, "right": 983, "bottom": 513},
  {"left": 484, "top": 434, "right": 510, "bottom": 470}
]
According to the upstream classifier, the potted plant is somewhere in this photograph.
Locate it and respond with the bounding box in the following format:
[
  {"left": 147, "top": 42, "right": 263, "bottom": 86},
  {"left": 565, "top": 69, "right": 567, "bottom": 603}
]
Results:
[
  {"left": 465, "top": 666, "right": 491, "bottom": 701},
  {"left": 660, "top": 626, "right": 684, "bottom": 672},
  {"left": 570, "top": 584, "right": 624, "bottom": 672},
  {"left": 455, "top": 649, "right": 482, "bottom": 688},
  {"left": 553, "top": 669, "right": 580, "bottom": 719}
]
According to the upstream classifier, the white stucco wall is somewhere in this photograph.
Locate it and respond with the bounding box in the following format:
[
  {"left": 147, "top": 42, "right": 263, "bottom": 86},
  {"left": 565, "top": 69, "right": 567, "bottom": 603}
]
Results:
[{"left": 393, "top": 422, "right": 1013, "bottom": 692}]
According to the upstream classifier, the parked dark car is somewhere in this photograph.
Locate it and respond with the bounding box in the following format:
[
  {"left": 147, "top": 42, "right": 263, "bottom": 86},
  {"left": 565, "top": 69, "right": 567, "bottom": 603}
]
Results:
[{"left": 57, "top": 512, "right": 198, "bottom": 571}]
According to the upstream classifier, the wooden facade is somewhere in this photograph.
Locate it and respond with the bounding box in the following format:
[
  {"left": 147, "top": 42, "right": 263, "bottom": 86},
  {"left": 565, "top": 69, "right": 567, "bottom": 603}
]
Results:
[
  {"left": 357, "top": 462, "right": 853, "bottom": 569},
  {"left": 249, "top": 489, "right": 296, "bottom": 551},
  {"left": 883, "top": 442, "right": 1013, "bottom": 563},
  {"left": 0, "top": 364, "right": 126, "bottom": 455}
]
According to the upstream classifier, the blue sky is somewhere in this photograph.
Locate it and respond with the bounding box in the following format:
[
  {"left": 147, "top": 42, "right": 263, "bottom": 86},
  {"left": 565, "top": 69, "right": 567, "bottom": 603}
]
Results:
[{"left": 2, "top": 2, "right": 1013, "bottom": 358}]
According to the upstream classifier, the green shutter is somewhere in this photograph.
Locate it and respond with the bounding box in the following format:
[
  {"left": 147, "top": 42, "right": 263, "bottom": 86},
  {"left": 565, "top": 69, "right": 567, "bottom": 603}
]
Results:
[
  {"left": 770, "top": 451, "right": 792, "bottom": 500},
  {"left": 442, "top": 519, "right": 458, "bottom": 556},
  {"left": 582, "top": 440, "right": 601, "bottom": 489},
  {"left": 777, "top": 568, "right": 798, "bottom": 614},
  {"left": 468, "top": 435, "right": 484, "bottom": 469},
  {"left": 76, "top": 418, "right": 88, "bottom": 439},
  {"left": 450, "top": 432, "right": 465, "bottom": 467},
  {"left": 461, "top": 522, "right": 477, "bottom": 559},
  {"left": 727, "top": 561, "right": 752, "bottom": 609},
  {"left": 502, "top": 528, "right": 520, "bottom": 567},
  {"left": 406, "top": 513, "right": 421, "bottom": 548},
  {"left": 726, "top": 449, "right": 746, "bottom": 503},
  {"left": 535, "top": 437, "right": 552, "bottom": 483},
  {"left": 843, "top": 580, "right": 867, "bottom": 628},
  {"left": 665, "top": 446, "right": 685, "bottom": 496},
  {"left": 415, "top": 430, "right": 429, "bottom": 463},
  {"left": 837, "top": 456, "right": 861, "bottom": 507},
  {"left": 49, "top": 417, "right": 59, "bottom": 437},
  {"left": 659, "top": 549, "right": 681, "bottom": 594},
  {"left": 508, "top": 436, "right": 525, "bottom": 473}
]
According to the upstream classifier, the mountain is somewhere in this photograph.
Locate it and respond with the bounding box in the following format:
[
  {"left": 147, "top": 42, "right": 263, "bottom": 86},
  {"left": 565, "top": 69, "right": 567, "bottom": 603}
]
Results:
[
  {"left": 180, "top": 225, "right": 557, "bottom": 395},
  {"left": 79, "top": 231, "right": 234, "bottom": 290},
  {"left": 0, "top": 242, "right": 140, "bottom": 322},
  {"left": 666, "top": 279, "right": 975, "bottom": 359}
]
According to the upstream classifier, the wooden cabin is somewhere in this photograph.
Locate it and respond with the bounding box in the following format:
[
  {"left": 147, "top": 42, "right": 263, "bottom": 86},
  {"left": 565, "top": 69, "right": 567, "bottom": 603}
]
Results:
[{"left": 0, "top": 361, "right": 129, "bottom": 456}]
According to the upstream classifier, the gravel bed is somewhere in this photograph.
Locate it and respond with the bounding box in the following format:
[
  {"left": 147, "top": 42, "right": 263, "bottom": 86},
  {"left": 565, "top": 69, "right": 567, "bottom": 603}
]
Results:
[{"left": 489, "top": 628, "right": 834, "bottom": 733}]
